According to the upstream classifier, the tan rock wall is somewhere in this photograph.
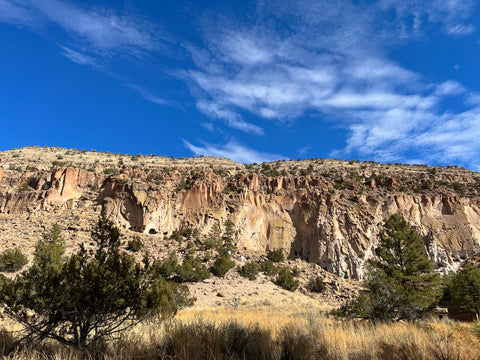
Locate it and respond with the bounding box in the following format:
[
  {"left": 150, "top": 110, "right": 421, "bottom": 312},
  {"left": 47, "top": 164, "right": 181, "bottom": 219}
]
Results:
[{"left": 1, "top": 162, "right": 479, "bottom": 280}]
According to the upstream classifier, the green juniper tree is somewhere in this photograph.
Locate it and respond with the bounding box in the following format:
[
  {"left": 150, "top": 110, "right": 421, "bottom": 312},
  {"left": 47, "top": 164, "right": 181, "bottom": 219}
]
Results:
[
  {"left": 0, "top": 216, "right": 191, "bottom": 349},
  {"left": 336, "top": 214, "right": 442, "bottom": 321},
  {"left": 449, "top": 264, "right": 480, "bottom": 320}
]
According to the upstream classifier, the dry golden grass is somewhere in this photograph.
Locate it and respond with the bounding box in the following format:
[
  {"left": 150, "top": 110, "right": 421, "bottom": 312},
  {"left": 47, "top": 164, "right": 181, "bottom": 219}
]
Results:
[
  {"left": 177, "top": 303, "right": 333, "bottom": 336},
  {"left": 175, "top": 306, "right": 480, "bottom": 360},
  {"left": 2, "top": 304, "right": 479, "bottom": 360}
]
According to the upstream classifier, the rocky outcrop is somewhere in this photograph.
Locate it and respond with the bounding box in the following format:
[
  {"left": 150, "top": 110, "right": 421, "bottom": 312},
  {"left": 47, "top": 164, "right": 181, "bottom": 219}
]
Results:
[
  {"left": 91, "top": 172, "right": 480, "bottom": 279},
  {"left": 1, "top": 147, "right": 480, "bottom": 279}
]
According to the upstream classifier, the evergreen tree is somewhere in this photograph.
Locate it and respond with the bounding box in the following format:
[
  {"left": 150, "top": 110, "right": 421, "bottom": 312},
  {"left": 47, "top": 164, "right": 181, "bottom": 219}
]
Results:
[
  {"left": 34, "top": 223, "right": 65, "bottom": 271},
  {"left": 0, "top": 216, "right": 191, "bottom": 348},
  {"left": 336, "top": 214, "right": 442, "bottom": 321},
  {"left": 449, "top": 264, "right": 480, "bottom": 320}
]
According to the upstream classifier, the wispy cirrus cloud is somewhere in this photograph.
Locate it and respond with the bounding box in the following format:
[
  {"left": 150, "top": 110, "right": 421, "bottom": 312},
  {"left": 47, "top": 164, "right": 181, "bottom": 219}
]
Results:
[
  {"left": 0, "top": 0, "right": 36, "bottom": 25},
  {"left": 378, "top": 0, "right": 476, "bottom": 37},
  {"left": 183, "top": 139, "right": 283, "bottom": 164},
  {"left": 196, "top": 101, "right": 264, "bottom": 135},
  {"left": 0, "top": 0, "right": 172, "bottom": 107},
  {"left": 0, "top": 0, "right": 162, "bottom": 56},
  {"left": 183, "top": 0, "right": 479, "bottom": 168},
  {"left": 1, "top": 0, "right": 479, "bottom": 167},
  {"left": 59, "top": 45, "right": 99, "bottom": 66},
  {"left": 126, "top": 84, "right": 170, "bottom": 106},
  {"left": 344, "top": 104, "right": 480, "bottom": 171}
]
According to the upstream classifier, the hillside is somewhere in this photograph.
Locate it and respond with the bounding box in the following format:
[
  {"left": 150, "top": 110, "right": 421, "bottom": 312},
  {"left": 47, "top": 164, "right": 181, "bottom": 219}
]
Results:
[{"left": 1, "top": 146, "right": 480, "bottom": 307}]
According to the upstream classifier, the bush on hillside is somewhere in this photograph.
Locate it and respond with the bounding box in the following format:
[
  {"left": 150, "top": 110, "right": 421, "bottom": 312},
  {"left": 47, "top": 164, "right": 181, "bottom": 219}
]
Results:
[
  {"left": 267, "top": 249, "right": 285, "bottom": 262},
  {"left": 239, "top": 261, "right": 259, "bottom": 280},
  {"left": 175, "top": 255, "right": 210, "bottom": 283},
  {"left": 0, "top": 248, "right": 28, "bottom": 272},
  {"left": 211, "top": 256, "right": 235, "bottom": 277},
  {"left": 127, "top": 236, "right": 144, "bottom": 252},
  {"left": 306, "top": 277, "right": 326, "bottom": 293},
  {"left": 260, "top": 260, "right": 278, "bottom": 276},
  {"left": 275, "top": 267, "right": 299, "bottom": 292}
]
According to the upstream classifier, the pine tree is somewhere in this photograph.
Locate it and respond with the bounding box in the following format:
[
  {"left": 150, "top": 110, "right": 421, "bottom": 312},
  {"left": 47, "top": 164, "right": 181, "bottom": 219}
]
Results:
[
  {"left": 449, "top": 264, "right": 480, "bottom": 320},
  {"left": 335, "top": 214, "right": 442, "bottom": 321}
]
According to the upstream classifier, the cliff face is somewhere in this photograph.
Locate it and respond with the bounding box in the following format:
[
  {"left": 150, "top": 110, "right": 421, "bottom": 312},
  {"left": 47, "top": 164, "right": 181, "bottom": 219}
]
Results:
[
  {"left": 94, "top": 172, "right": 480, "bottom": 279},
  {"left": 1, "top": 146, "right": 480, "bottom": 279}
]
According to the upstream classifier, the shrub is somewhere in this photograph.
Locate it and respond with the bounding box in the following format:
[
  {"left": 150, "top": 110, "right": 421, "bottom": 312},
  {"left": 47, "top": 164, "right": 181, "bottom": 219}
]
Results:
[
  {"left": 279, "top": 326, "right": 324, "bottom": 360},
  {"left": 0, "top": 248, "right": 28, "bottom": 272},
  {"left": 183, "top": 228, "right": 194, "bottom": 238},
  {"left": 275, "top": 267, "right": 299, "bottom": 291},
  {"left": 175, "top": 256, "right": 210, "bottom": 283},
  {"left": 192, "top": 228, "right": 200, "bottom": 239},
  {"left": 170, "top": 231, "right": 183, "bottom": 244},
  {"left": 218, "top": 243, "right": 236, "bottom": 258},
  {"left": 152, "top": 252, "right": 178, "bottom": 279},
  {"left": 291, "top": 267, "right": 300, "bottom": 277},
  {"left": 307, "top": 277, "right": 326, "bottom": 293},
  {"left": 127, "top": 237, "right": 144, "bottom": 252},
  {"left": 451, "top": 182, "right": 466, "bottom": 196},
  {"left": 203, "top": 238, "right": 218, "bottom": 250},
  {"left": 176, "top": 181, "right": 190, "bottom": 191},
  {"left": 182, "top": 228, "right": 199, "bottom": 239},
  {"left": 239, "top": 261, "right": 259, "bottom": 280},
  {"left": 103, "top": 168, "right": 117, "bottom": 175},
  {"left": 267, "top": 249, "right": 285, "bottom": 262},
  {"left": 211, "top": 256, "right": 235, "bottom": 277},
  {"left": 260, "top": 260, "right": 278, "bottom": 276}
]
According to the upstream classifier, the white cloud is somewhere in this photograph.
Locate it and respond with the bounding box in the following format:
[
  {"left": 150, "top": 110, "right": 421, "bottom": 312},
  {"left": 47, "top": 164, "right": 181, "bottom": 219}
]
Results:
[
  {"left": 33, "top": 0, "right": 159, "bottom": 54},
  {"left": 322, "top": 92, "right": 423, "bottom": 110},
  {"left": 183, "top": 0, "right": 479, "bottom": 168},
  {"left": 466, "top": 93, "right": 480, "bottom": 106},
  {"left": 0, "top": 0, "right": 35, "bottom": 25},
  {"left": 220, "top": 33, "right": 274, "bottom": 65},
  {"left": 434, "top": 81, "right": 465, "bottom": 96},
  {"left": 0, "top": 0, "right": 162, "bottom": 57},
  {"left": 59, "top": 46, "right": 98, "bottom": 66},
  {"left": 127, "top": 84, "right": 170, "bottom": 106},
  {"left": 183, "top": 139, "right": 283, "bottom": 163},
  {"left": 337, "top": 99, "right": 480, "bottom": 168},
  {"left": 297, "top": 145, "right": 311, "bottom": 157},
  {"left": 378, "top": 0, "right": 476, "bottom": 37},
  {"left": 196, "top": 101, "right": 264, "bottom": 135},
  {"left": 447, "top": 24, "right": 475, "bottom": 36}
]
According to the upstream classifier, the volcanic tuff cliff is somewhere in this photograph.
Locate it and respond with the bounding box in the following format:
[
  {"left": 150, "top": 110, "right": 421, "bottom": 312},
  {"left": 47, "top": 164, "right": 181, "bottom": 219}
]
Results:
[{"left": 1, "top": 146, "right": 480, "bottom": 279}]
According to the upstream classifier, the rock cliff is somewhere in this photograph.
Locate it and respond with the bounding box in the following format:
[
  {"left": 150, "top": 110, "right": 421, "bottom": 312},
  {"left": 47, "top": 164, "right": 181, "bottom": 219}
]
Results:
[{"left": 1, "top": 146, "right": 479, "bottom": 279}]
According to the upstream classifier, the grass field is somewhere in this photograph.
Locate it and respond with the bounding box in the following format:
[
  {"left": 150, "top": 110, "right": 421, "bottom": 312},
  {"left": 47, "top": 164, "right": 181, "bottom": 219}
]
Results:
[{"left": 1, "top": 304, "right": 479, "bottom": 359}]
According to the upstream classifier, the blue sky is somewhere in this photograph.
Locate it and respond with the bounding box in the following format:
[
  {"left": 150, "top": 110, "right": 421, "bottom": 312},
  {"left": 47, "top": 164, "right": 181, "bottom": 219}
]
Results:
[{"left": 1, "top": 0, "right": 480, "bottom": 169}]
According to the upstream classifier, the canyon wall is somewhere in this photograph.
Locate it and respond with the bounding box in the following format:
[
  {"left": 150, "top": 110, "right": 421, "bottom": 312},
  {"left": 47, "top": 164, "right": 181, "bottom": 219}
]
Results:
[{"left": 1, "top": 147, "right": 479, "bottom": 279}]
